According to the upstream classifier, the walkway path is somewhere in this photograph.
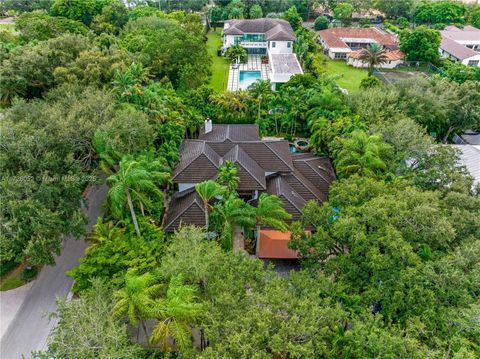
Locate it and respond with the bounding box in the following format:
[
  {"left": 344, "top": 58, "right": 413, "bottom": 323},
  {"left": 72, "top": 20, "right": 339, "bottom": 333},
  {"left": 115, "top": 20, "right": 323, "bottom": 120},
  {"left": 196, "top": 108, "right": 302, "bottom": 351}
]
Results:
[{"left": 0, "top": 183, "right": 108, "bottom": 358}]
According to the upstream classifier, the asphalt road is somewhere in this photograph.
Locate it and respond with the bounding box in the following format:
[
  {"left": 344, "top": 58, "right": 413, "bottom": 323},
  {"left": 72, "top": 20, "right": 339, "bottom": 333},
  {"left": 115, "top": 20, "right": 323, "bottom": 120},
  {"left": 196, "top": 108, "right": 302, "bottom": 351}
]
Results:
[{"left": 0, "top": 183, "right": 108, "bottom": 358}]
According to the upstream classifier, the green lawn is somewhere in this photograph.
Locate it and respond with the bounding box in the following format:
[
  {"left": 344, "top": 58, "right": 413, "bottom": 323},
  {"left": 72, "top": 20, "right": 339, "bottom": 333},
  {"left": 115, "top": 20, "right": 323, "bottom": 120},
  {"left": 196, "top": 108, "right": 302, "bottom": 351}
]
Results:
[
  {"left": 322, "top": 58, "right": 368, "bottom": 93},
  {"left": 207, "top": 29, "right": 230, "bottom": 92}
]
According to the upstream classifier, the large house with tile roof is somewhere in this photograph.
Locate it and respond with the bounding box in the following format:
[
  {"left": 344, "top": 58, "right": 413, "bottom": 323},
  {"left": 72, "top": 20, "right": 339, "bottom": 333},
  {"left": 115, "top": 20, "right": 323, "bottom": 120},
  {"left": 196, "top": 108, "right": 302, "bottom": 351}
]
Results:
[
  {"left": 163, "top": 122, "right": 336, "bottom": 259},
  {"left": 318, "top": 27, "right": 405, "bottom": 69},
  {"left": 440, "top": 26, "right": 480, "bottom": 67}
]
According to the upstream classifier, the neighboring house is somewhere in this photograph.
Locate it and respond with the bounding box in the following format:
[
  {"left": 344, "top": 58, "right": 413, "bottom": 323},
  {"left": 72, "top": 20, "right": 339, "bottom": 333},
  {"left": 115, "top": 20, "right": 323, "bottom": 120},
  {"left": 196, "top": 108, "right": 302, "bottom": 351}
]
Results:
[
  {"left": 318, "top": 27, "right": 404, "bottom": 68},
  {"left": 223, "top": 18, "right": 303, "bottom": 88},
  {"left": 440, "top": 26, "right": 480, "bottom": 67},
  {"left": 164, "top": 122, "right": 336, "bottom": 260},
  {"left": 450, "top": 144, "right": 480, "bottom": 188}
]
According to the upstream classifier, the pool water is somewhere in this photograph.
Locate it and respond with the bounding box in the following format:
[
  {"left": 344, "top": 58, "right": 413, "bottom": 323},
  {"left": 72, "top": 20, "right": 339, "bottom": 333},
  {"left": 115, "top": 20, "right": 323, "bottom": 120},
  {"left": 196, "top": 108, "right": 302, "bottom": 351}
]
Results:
[{"left": 239, "top": 71, "right": 261, "bottom": 89}]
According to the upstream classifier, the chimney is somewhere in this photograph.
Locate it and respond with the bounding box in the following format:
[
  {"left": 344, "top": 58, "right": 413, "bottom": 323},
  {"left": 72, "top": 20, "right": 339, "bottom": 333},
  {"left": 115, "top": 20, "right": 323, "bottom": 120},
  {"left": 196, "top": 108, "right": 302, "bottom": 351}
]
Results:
[{"left": 205, "top": 118, "right": 212, "bottom": 134}]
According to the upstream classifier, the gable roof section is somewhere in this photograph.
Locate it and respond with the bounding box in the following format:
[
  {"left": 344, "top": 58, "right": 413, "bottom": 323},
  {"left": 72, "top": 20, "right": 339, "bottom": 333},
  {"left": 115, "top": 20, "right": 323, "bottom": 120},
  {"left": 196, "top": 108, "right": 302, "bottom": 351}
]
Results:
[
  {"left": 163, "top": 189, "right": 205, "bottom": 232},
  {"left": 240, "top": 140, "right": 294, "bottom": 173},
  {"left": 224, "top": 18, "right": 295, "bottom": 41},
  {"left": 440, "top": 37, "right": 479, "bottom": 60},
  {"left": 267, "top": 175, "right": 305, "bottom": 222},
  {"left": 292, "top": 154, "right": 336, "bottom": 194},
  {"left": 172, "top": 141, "right": 221, "bottom": 182},
  {"left": 224, "top": 145, "right": 266, "bottom": 191}
]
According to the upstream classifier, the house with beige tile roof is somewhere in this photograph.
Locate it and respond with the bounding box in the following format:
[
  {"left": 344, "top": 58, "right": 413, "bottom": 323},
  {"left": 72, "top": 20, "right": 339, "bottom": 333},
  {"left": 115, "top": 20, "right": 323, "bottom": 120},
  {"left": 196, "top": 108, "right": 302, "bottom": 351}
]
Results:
[
  {"left": 440, "top": 26, "right": 480, "bottom": 67},
  {"left": 318, "top": 27, "right": 405, "bottom": 69}
]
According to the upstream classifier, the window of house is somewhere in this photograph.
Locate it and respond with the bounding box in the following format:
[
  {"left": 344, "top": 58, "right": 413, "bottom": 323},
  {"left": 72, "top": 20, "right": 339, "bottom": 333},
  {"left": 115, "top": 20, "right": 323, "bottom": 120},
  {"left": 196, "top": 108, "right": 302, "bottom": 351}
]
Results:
[
  {"left": 468, "top": 60, "right": 479, "bottom": 67},
  {"left": 272, "top": 42, "right": 276, "bottom": 48},
  {"left": 287, "top": 42, "right": 291, "bottom": 48},
  {"left": 334, "top": 52, "right": 346, "bottom": 59}
]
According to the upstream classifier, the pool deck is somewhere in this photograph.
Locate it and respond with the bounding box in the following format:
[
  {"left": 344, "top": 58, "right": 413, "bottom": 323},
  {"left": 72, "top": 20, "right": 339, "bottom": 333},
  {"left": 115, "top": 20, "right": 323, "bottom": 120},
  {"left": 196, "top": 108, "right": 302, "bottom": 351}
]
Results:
[{"left": 227, "top": 55, "right": 271, "bottom": 91}]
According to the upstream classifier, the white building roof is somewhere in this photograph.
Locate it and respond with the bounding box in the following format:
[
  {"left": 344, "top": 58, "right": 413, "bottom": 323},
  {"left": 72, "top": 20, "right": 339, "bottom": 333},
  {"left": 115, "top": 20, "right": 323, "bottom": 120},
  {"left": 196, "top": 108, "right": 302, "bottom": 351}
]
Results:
[
  {"left": 270, "top": 54, "right": 303, "bottom": 75},
  {"left": 451, "top": 145, "right": 480, "bottom": 187}
]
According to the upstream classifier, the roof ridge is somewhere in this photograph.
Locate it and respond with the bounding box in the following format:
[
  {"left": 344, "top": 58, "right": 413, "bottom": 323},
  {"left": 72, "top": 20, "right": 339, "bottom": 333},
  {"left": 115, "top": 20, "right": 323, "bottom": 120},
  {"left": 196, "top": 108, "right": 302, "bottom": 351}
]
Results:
[{"left": 265, "top": 141, "right": 294, "bottom": 171}]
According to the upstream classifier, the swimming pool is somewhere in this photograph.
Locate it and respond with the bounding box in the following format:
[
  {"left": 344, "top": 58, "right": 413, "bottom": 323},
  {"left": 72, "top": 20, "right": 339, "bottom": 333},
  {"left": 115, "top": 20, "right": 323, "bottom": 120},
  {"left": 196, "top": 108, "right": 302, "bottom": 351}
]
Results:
[{"left": 239, "top": 71, "right": 261, "bottom": 90}]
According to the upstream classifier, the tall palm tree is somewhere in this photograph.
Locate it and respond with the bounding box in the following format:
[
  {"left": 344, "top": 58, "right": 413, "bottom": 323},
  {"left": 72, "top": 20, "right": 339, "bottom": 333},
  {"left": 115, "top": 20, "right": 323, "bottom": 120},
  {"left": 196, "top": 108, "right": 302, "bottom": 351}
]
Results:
[
  {"left": 113, "top": 272, "right": 163, "bottom": 342},
  {"left": 149, "top": 275, "right": 203, "bottom": 352},
  {"left": 358, "top": 43, "right": 389, "bottom": 75},
  {"left": 254, "top": 193, "right": 291, "bottom": 255},
  {"left": 216, "top": 160, "right": 240, "bottom": 192},
  {"left": 93, "top": 130, "right": 122, "bottom": 175},
  {"left": 213, "top": 195, "right": 256, "bottom": 251},
  {"left": 335, "top": 130, "right": 392, "bottom": 178},
  {"left": 195, "top": 180, "right": 226, "bottom": 231},
  {"left": 107, "top": 157, "right": 162, "bottom": 236},
  {"left": 248, "top": 79, "right": 273, "bottom": 121}
]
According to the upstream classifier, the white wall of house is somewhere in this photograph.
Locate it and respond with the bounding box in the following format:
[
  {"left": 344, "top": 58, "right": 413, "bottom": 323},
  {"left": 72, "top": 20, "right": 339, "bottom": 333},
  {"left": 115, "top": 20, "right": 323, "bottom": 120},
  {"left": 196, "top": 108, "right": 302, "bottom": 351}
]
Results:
[
  {"left": 326, "top": 48, "right": 351, "bottom": 59},
  {"left": 267, "top": 40, "right": 293, "bottom": 54},
  {"left": 224, "top": 34, "right": 237, "bottom": 48},
  {"left": 347, "top": 57, "right": 403, "bottom": 69},
  {"left": 462, "top": 54, "right": 480, "bottom": 67}
]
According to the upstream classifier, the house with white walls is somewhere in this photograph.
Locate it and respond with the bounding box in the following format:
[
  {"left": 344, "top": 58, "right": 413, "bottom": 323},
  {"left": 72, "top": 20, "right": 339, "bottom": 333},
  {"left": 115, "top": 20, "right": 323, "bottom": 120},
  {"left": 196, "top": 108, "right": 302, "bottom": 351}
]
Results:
[
  {"left": 440, "top": 26, "right": 480, "bottom": 67},
  {"left": 223, "top": 18, "right": 303, "bottom": 90}
]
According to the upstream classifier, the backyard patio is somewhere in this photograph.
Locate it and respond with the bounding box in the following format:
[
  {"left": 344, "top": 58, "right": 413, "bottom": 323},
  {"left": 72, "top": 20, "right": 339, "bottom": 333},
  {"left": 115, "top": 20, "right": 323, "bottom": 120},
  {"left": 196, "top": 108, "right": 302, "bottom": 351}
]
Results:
[{"left": 227, "top": 55, "right": 271, "bottom": 91}]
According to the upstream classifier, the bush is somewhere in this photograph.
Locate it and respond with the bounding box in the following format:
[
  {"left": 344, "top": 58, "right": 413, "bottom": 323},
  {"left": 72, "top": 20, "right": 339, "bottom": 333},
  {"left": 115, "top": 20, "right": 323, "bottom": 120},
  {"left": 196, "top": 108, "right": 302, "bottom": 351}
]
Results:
[
  {"left": 22, "top": 266, "right": 38, "bottom": 281},
  {"left": 0, "top": 260, "right": 19, "bottom": 277},
  {"left": 360, "top": 76, "right": 381, "bottom": 89},
  {"left": 314, "top": 16, "right": 329, "bottom": 31},
  {"left": 397, "top": 17, "right": 409, "bottom": 29}
]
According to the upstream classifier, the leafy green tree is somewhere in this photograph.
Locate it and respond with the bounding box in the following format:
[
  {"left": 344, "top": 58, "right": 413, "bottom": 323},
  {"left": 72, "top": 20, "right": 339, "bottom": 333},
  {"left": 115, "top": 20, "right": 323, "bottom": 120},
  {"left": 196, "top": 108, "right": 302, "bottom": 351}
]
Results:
[
  {"left": 283, "top": 6, "right": 302, "bottom": 30},
  {"left": 357, "top": 43, "right": 389, "bottom": 75},
  {"left": 195, "top": 180, "right": 227, "bottom": 231},
  {"left": 400, "top": 26, "right": 441, "bottom": 62},
  {"left": 226, "top": 0, "right": 245, "bottom": 19},
  {"left": 107, "top": 156, "right": 164, "bottom": 236},
  {"left": 33, "top": 279, "right": 144, "bottom": 359},
  {"left": 314, "top": 15, "right": 329, "bottom": 30},
  {"left": 15, "top": 11, "right": 88, "bottom": 42},
  {"left": 113, "top": 271, "right": 162, "bottom": 341},
  {"left": 468, "top": 5, "right": 480, "bottom": 28},
  {"left": 414, "top": 0, "right": 467, "bottom": 25},
  {"left": 376, "top": 0, "right": 414, "bottom": 19},
  {"left": 335, "top": 130, "right": 392, "bottom": 178},
  {"left": 249, "top": 4, "right": 263, "bottom": 19},
  {"left": 216, "top": 160, "right": 240, "bottom": 192},
  {"left": 68, "top": 219, "right": 165, "bottom": 293},
  {"left": 50, "top": 0, "right": 111, "bottom": 25},
  {"left": 149, "top": 275, "right": 203, "bottom": 351},
  {"left": 90, "top": 0, "right": 129, "bottom": 35},
  {"left": 224, "top": 44, "right": 247, "bottom": 63},
  {"left": 333, "top": 3, "right": 354, "bottom": 26}
]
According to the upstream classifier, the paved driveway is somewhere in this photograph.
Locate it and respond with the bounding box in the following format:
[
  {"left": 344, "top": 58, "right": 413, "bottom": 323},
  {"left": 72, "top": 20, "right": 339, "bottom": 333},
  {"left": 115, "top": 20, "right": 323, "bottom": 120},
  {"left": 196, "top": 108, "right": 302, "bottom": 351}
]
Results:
[{"left": 0, "top": 183, "right": 108, "bottom": 358}]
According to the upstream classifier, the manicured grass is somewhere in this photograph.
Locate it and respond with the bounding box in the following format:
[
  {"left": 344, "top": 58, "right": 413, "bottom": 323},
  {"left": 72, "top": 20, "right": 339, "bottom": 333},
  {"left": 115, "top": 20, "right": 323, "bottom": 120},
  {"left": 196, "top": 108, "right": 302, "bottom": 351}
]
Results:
[
  {"left": 322, "top": 58, "right": 368, "bottom": 93},
  {"left": 207, "top": 29, "right": 230, "bottom": 92},
  {"left": 0, "top": 263, "right": 27, "bottom": 291}
]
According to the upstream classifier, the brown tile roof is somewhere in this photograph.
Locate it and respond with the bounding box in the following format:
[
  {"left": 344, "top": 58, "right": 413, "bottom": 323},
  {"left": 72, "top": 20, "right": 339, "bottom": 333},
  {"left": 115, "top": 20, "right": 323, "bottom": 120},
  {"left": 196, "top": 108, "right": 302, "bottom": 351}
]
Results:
[
  {"left": 172, "top": 141, "right": 221, "bottom": 182},
  {"left": 318, "top": 27, "right": 398, "bottom": 49},
  {"left": 347, "top": 48, "right": 404, "bottom": 61},
  {"left": 224, "top": 18, "right": 295, "bottom": 41},
  {"left": 199, "top": 124, "right": 260, "bottom": 142},
  {"left": 224, "top": 145, "right": 266, "bottom": 191},
  {"left": 292, "top": 154, "right": 336, "bottom": 195},
  {"left": 267, "top": 175, "right": 305, "bottom": 222},
  {"left": 163, "top": 188, "right": 205, "bottom": 232}
]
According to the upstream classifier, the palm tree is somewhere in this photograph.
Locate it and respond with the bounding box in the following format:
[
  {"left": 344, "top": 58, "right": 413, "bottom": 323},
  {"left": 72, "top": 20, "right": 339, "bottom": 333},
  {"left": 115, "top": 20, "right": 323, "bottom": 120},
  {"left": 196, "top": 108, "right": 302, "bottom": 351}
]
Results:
[
  {"left": 254, "top": 193, "right": 291, "bottom": 255},
  {"left": 357, "top": 43, "right": 389, "bottom": 76},
  {"left": 107, "top": 157, "right": 162, "bottom": 236},
  {"left": 149, "top": 275, "right": 203, "bottom": 352},
  {"left": 86, "top": 217, "right": 125, "bottom": 254},
  {"left": 213, "top": 195, "right": 255, "bottom": 251},
  {"left": 224, "top": 44, "right": 247, "bottom": 64},
  {"left": 92, "top": 130, "right": 122, "bottom": 175},
  {"left": 113, "top": 272, "right": 163, "bottom": 342},
  {"left": 216, "top": 160, "right": 240, "bottom": 192},
  {"left": 195, "top": 180, "right": 226, "bottom": 232},
  {"left": 335, "top": 130, "right": 392, "bottom": 178},
  {"left": 248, "top": 79, "right": 273, "bottom": 121}
]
